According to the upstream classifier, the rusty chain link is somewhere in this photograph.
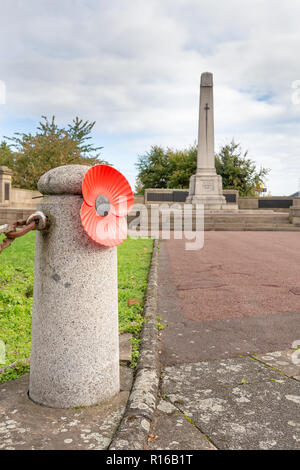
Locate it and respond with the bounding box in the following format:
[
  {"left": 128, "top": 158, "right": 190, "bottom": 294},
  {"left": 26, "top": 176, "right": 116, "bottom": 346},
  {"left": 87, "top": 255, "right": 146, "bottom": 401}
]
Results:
[{"left": 0, "top": 211, "right": 48, "bottom": 254}]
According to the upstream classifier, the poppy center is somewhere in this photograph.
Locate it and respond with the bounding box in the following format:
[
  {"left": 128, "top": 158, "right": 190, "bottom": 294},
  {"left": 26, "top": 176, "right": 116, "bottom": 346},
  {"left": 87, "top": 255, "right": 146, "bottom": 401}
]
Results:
[{"left": 95, "top": 195, "right": 110, "bottom": 217}]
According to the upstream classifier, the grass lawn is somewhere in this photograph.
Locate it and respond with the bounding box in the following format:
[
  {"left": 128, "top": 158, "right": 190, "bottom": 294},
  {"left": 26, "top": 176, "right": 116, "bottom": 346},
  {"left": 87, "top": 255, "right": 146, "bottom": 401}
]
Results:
[{"left": 0, "top": 231, "right": 153, "bottom": 382}]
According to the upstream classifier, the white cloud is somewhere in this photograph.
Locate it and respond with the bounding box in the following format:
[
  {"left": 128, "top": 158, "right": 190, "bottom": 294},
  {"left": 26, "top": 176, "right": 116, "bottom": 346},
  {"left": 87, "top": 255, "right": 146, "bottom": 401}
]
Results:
[{"left": 0, "top": 0, "right": 300, "bottom": 194}]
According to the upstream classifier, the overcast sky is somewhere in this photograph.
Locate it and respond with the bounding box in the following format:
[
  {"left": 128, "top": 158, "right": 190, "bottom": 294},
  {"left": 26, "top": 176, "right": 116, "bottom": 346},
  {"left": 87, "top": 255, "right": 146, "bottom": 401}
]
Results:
[{"left": 0, "top": 0, "right": 300, "bottom": 194}]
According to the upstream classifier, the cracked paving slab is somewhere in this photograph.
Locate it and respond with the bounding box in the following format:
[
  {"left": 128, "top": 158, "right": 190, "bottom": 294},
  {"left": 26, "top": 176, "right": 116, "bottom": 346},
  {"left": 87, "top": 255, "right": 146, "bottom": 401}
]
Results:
[
  {"left": 255, "top": 349, "right": 300, "bottom": 379},
  {"left": 146, "top": 399, "right": 216, "bottom": 450},
  {"left": 0, "top": 366, "right": 133, "bottom": 450},
  {"left": 161, "top": 356, "right": 300, "bottom": 450},
  {"left": 162, "top": 357, "right": 282, "bottom": 394}
]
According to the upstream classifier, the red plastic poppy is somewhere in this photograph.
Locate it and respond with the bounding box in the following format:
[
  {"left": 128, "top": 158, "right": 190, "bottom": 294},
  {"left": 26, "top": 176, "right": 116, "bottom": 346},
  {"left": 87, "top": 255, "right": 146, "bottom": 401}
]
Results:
[{"left": 80, "top": 165, "right": 134, "bottom": 247}]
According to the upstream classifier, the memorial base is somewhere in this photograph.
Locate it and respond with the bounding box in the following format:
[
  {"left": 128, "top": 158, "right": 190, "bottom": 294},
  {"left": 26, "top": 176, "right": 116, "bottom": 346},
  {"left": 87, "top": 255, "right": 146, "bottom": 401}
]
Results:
[{"left": 186, "top": 172, "right": 233, "bottom": 210}]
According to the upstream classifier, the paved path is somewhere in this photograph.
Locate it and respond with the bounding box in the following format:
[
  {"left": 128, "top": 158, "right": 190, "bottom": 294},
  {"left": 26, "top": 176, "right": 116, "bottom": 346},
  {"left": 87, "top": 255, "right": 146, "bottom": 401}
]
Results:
[
  {"left": 0, "top": 340, "right": 134, "bottom": 450},
  {"left": 147, "top": 233, "right": 300, "bottom": 450},
  {"left": 160, "top": 232, "right": 300, "bottom": 364}
]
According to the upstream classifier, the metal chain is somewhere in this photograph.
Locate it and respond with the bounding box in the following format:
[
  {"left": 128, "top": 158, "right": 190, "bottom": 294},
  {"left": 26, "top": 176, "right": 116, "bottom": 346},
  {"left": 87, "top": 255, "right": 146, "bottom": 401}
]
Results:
[{"left": 0, "top": 211, "right": 48, "bottom": 254}]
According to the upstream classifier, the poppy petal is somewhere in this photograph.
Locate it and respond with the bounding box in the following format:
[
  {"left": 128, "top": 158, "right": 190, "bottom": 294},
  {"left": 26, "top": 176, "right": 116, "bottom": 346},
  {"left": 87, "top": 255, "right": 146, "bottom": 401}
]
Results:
[
  {"left": 96, "top": 214, "right": 128, "bottom": 247},
  {"left": 80, "top": 201, "right": 127, "bottom": 247},
  {"left": 82, "top": 165, "right": 134, "bottom": 217}
]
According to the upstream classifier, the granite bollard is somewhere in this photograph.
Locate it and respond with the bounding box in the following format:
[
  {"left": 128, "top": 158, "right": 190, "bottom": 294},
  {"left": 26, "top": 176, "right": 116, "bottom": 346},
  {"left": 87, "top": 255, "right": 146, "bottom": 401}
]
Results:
[{"left": 29, "top": 165, "right": 120, "bottom": 408}]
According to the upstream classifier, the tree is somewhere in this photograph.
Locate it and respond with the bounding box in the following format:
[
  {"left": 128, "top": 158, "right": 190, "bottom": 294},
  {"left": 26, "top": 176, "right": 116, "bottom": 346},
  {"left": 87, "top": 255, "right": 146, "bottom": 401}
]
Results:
[
  {"left": 135, "top": 144, "right": 197, "bottom": 194},
  {"left": 0, "top": 141, "right": 14, "bottom": 168},
  {"left": 167, "top": 146, "right": 197, "bottom": 188},
  {"left": 136, "top": 140, "right": 269, "bottom": 196},
  {"left": 4, "top": 116, "right": 106, "bottom": 190},
  {"left": 215, "top": 140, "right": 269, "bottom": 196}
]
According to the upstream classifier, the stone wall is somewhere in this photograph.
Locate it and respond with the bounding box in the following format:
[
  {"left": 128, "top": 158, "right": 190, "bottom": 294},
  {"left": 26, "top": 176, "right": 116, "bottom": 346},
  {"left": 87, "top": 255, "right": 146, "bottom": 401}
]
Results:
[
  {"left": 238, "top": 197, "right": 259, "bottom": 210},
  {"left": 0, "top": 166, "right": 41, "bottom": 224},
  {"left": 10, "top": 187, "right": 41, "bottom": 208},
  {"left": 239, "top": 197, "right": 295, "bottom": 212},
  {"left": 290, "top": 198, "right": 300, "bottom": 225},
  {"left": 144, "top": 188, "right": 238, "bottom": 205},
  {"left": 0, "top": 208, "right": 35, "bottom": 225},
  {"left": 142, "top": 189, "right": 297, "bottom": 212}
]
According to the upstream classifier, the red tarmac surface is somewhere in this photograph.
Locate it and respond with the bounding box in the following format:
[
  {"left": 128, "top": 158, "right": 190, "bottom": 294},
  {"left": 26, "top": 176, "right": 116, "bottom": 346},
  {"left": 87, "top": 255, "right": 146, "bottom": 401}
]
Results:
[
  {"left": 159, "top": 232, "right": 300, "bottom": 365},
  {"left": 169, "top": 232, "right": 300, "bottom": 322}
]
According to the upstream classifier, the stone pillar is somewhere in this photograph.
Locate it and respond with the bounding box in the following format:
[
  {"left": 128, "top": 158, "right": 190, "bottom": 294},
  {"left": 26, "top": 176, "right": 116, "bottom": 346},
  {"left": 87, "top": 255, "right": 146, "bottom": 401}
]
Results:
[
  {"left": 186, "top": 72, "right": 228, "bottom": 210},
  {"left": 197, "top": 72, "right": 215, "bottom": 172},
  {"left": 0, "top": 166, "right": 12, "bottom": 206},
  {"left": 29, "top": 165, "right": 120, "bottom": 408}
]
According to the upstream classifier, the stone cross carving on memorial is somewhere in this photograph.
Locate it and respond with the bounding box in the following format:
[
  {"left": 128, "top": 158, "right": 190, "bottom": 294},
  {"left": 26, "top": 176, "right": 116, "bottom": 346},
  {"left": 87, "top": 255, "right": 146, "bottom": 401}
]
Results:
[{"left": 204, "top": 103, "right": 210, "bottom": 153}]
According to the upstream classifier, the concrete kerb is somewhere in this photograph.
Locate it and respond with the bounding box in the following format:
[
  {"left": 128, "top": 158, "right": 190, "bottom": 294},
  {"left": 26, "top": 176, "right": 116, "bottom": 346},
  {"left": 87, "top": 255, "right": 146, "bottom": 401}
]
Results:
[{"left": 109, "top": 239, "right": 160, "bottom": 450}]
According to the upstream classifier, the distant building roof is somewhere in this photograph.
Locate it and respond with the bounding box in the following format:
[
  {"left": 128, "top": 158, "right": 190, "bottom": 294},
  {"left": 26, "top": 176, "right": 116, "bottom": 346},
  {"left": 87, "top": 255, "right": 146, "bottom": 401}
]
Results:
[{"left": 290, "top": 191, "right": 300, "bottom": 197}]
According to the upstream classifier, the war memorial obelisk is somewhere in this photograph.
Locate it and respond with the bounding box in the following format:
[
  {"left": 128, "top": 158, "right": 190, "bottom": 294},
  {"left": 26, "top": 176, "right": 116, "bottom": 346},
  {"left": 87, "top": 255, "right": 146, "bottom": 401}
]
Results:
[{"left": 186, "top": 72, "right": 227, "bottom": 209}]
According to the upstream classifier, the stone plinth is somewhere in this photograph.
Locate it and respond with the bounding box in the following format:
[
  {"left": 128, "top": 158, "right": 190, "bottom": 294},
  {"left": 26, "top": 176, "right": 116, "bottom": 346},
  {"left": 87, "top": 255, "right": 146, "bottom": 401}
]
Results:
[
  {"left": 29, "top": 165, "right": 120, "bottom": 408},
  {"left": 187, "top": 172, "right": 227, "bottom": 209}
]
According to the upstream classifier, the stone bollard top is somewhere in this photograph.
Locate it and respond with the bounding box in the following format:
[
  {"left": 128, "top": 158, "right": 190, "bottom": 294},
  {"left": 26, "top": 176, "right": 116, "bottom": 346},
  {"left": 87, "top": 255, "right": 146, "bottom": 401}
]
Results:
[{"left": 38, "top": 164, "right": 91, "bottom": 195}]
